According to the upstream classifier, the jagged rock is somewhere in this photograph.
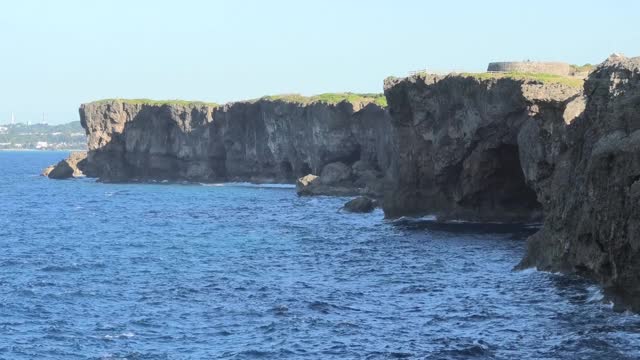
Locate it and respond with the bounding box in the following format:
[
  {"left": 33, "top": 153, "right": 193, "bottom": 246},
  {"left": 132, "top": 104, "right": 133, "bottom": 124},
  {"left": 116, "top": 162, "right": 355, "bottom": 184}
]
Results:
[
  {"left": 296, "top": 174, "right": 319, "bottom": 195},
  {"left": 295, "top": 173, "right": 361, "bottom": 197},
  {"left": 41, "top": 165, "right": 55, "bottom": 177},
  {"left": 343, "top": 196, "right": 376, "bottom": 213},
  {"left": 45, "top": 151, "right": 87, "bottom": 179}
]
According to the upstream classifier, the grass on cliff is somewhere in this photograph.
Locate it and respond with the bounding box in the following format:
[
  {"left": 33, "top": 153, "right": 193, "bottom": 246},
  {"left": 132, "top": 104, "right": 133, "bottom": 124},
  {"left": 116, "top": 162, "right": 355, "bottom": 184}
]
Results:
[
  {"left": 570, "top": 63, "right": 594, "bottom": 73},
  {"left": 90, "top": 98, "right": 219, "bottom": 107},
  {"left": 459, "top": 72, "right": 584, "bottom": 88},
  {"left": 261, "top": 93, "right": 387, "bottom": 107}
]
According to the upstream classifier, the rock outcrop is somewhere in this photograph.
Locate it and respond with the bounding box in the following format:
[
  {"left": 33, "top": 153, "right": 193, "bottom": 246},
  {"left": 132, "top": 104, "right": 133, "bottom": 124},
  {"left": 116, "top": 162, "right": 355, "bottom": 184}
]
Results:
[
  {"left": 78, "top": 96, "right": 394, "bottom": 195},
  {"left": 295, "top": 160, "right": 388, "bottom": 197},
  {"left": 343, "top": 196, "right": 377, "bottom": 213},
  {"left": 382, "top": 73, "right": 581, "bottom": 222},
  {"left": 384, "top": 55, "right": 640, "bottom": 310},
  {"left": 44, "top": 151, "right": 87, "bottom": 179}
]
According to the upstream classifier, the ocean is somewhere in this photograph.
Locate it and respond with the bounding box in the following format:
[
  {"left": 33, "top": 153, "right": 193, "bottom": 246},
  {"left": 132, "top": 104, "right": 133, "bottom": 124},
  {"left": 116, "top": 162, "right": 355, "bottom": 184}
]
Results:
[{"left": 1, "top": 151, "right": 639, "bottom": 359}]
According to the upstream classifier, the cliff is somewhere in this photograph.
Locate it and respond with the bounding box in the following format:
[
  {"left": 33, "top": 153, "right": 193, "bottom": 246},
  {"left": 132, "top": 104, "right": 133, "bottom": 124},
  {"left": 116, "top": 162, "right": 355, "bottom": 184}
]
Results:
[
  {"left": 382, "top": 72, "right": 581, "bottom": 222},
  {"left": 384, "top": 55, "right": 640, "bottom": 309},
  {"left": 518, "top": 55, "right": 640, "bottom": 309},
  {"left": 49, "top": 56, "right": 640, "bottom": 309},
  {"left": 78, "top": 95, "right": 394, "bottom": 195}
]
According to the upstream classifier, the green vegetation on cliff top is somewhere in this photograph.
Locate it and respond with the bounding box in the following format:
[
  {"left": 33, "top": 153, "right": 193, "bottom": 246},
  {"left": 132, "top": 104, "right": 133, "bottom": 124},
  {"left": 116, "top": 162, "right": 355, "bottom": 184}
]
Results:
[
  {"left": 570, "top": 64, "right": 594, "bottom": 73},
  {"left": 90, "top": 93, "right": 388, "bottom": 108},
  {"left": 459, "top": 72, "right": 584, "bottom": 88},
  {"left": 90, "top": 99, "right": 220, "bottom": 107},
  {"left": 260, "top": 92, "right": 387, "bottom": 107}
]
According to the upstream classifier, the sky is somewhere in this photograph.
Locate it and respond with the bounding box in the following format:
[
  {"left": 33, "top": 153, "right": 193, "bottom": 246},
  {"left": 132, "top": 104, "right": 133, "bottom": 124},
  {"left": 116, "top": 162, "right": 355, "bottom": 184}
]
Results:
[{"left": 1, "top": 0, "right": 638, "bottom": 124}]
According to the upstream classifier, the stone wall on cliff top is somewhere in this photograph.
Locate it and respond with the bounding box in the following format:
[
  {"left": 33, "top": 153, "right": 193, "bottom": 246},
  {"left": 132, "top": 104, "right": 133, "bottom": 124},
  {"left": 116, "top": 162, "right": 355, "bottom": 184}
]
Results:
[
  {"left": 79, "top": 96, "right": 394, "bottom": 189},
  {"left": 382, "top": 72, "right": 581, "bottom": 222},
  {"left": 487, "top": 61, "right": 572, "bottom": 76}
]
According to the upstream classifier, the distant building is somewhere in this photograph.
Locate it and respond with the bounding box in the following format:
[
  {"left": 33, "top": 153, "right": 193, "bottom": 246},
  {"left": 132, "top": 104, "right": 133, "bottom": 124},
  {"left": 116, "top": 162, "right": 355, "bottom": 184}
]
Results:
[
  {"left": 487, "top": 61, "right": 572, "bottom": 76},
  {"left": 36, "top": 141, "right": 49, "bottom": 149}
]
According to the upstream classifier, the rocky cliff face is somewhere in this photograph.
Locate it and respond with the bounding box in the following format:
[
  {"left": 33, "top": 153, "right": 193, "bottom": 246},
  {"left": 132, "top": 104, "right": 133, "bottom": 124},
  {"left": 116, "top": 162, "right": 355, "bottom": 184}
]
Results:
[
  {"left": 383, "top": 73, "right": 581, "bottom": 222},
  {"left": 79, "top": 97, "right": 394, "bottom": 194},
  {"left": 384, "top": 56, "right": 640, "bottom": 309},
  {"left": 59, "top": 55, "right": 640, "bottom": 308},
  {"left": 518, "top": 55, "right": 640, "bottom": 309}
]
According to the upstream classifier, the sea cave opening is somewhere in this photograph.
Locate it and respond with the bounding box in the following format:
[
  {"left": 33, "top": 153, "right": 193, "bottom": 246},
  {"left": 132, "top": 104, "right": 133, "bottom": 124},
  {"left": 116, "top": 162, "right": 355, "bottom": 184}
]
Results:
[
  {"left": 460, "top": 144, "right": 542, "bottom": 221},
  {"left": 280, "top": 160, "right": 294, "bottom": 180}
]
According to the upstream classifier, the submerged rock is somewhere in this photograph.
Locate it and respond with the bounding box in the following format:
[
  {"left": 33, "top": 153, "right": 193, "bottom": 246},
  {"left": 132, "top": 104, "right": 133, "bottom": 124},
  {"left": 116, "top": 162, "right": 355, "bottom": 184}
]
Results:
[
  {"left": 45, "top": 151, "right": 87, "bottom": 179},
  {"left": 343, "top": 196, "right": 376, "bottom": 213}
]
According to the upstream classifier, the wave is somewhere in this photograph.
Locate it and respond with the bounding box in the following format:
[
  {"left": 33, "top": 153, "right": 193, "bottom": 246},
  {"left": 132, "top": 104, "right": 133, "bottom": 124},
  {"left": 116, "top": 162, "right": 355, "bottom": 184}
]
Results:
[
  {"left": 200, "top": 182, "right": 295, "bottom": 189},
  {"left": 103, "top": 332, "right": 135, "bottom": 340}
]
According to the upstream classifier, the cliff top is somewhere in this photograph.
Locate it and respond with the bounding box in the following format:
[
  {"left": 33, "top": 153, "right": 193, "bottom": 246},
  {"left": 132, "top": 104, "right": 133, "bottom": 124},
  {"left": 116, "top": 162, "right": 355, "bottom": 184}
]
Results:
[
  {"left": 86, "top": 93, "right": 388, "bottom": 108},
  {"left": 259, "top": 93, "right": 387, "bottom": 107},
  {"left": 88, "top": 98, "right": 220, "bottom": 107}
]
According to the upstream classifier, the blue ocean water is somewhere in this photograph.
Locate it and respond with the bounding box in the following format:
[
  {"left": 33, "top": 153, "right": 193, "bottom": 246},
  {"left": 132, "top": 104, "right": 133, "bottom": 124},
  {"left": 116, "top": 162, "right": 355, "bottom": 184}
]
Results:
[{"left": 0, "top": 151, "right": 639, "bottom": 360}]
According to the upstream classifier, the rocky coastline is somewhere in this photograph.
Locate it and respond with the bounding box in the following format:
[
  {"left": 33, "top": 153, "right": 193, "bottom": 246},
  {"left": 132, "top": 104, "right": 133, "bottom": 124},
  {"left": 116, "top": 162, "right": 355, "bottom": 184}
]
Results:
[
  {"left": 67, "top": 95, "right": 394, "bottom": 198},
  {"left": 45, "top": 55, "right": 640, "bottom": 310}
]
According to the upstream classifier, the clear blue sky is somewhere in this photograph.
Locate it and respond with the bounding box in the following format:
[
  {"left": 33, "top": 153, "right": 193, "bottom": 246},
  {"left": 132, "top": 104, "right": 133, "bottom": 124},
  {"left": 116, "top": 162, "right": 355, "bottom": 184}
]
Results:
[{"left": 1, "top": 0, "right": 638, "bottom": 124}]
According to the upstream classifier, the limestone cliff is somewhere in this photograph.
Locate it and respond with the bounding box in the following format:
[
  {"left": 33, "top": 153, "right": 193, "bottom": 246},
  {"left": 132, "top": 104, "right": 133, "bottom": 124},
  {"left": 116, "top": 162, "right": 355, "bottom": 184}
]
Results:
[
  {"left": 78, "top": 96, "right": 394, "bottom": 195},
  {"left": 518, "top": 55, "right": 640, "bottom": 309},
  {"left": 382, "top": 72, "right": 581, "bottom": 222},
  {"left": 383, "top": 56, "right": 640, "bottom": 309}
]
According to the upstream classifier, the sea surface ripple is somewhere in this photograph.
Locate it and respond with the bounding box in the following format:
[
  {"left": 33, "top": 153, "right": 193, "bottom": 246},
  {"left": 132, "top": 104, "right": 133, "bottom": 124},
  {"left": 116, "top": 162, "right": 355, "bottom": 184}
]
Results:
[{"left": 1, "top": 151, "right": 639, "bottom": 359}]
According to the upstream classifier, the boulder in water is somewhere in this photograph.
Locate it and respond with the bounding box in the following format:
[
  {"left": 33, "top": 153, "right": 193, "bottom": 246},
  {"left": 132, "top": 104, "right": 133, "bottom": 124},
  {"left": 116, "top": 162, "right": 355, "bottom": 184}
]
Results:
[
  {"left": 44, "top": 151, "right": 88, "bottom": 180},
  {"left": 296, "top": 174, "right": 319, "bottom": 195},
  {"left": 343, "top": 196, "right": 376, "bottom": 213}
]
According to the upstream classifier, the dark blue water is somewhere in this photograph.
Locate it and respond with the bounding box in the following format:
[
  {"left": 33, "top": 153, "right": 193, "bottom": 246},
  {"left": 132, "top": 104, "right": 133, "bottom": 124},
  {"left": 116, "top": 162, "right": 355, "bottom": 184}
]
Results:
[{"left": 1, "top": 151, "right": 639, "bottom": 359}]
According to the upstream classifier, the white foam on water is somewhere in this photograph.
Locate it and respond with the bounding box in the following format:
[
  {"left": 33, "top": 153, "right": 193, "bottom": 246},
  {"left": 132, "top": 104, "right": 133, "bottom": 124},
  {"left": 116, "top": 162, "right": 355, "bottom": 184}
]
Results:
[
  {"left": 389, "top": 215, "right": 438, "bottom": 223},
  {"left": 586, "top": 285, "right": 605, "bottom": 303},
  {"left": 199, "top": 182, "right": 295, "bottom": 189},
  {"left": 104, "top": 332, "right": 135, "bottom": 340}
]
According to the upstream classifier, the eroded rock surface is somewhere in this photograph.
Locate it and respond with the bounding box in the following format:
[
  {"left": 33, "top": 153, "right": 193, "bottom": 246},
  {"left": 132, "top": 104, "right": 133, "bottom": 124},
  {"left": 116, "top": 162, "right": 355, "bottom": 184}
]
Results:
[
  {"left": 45, "top": 151, "right": 87, "bottom": 179},
  {"left": 382, "top": 73, "right": 580, "bottom": 222},
  {"left": 79, "top": 98, "right": 394, "bottom": 189}
]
